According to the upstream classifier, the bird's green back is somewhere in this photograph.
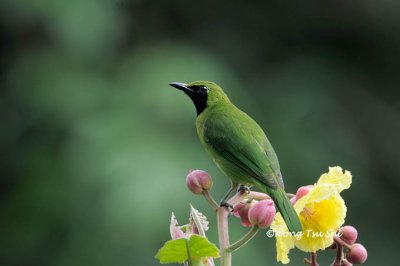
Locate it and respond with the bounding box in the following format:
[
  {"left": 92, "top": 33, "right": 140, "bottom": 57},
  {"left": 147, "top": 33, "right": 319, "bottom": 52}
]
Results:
[{"left": 196, "top": 101, "right": 284, "bottom": 190}]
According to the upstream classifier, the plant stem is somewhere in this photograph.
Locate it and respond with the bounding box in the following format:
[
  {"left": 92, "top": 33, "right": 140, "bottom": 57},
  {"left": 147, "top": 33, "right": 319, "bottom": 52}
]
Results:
[
  {"left": 217, "top": 206, "right": 231, "bottom": 266},
  {"left": 331, "top": 245, "right": 343, "bottom": 266},
  {"left": 305, "top": 253, "right": 319, "bottom": 266},
  {"left": 334, "top": 236, "right": 352, "bottom": 250},
  {"left": 246, "top": 191, "right": 271, "bottom": 200},
  {"left": 227, "top": 190, "right": 249, "bottom": 206},
  {"left": 227, "top": 226, "right": 259, "bottom": 252},
  {"left": 186, "top": 238, "right": 193, "bottom": 266},
  {"left": 311, "top": 252, "right": 319, "bottom": 266},
  {"left": 203, "top": 190, "right": 219, "bottom": 210}
]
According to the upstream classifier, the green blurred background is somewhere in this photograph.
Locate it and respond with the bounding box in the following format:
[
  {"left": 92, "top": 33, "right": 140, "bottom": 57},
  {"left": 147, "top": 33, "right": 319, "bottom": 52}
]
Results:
[{"left": 1, "top": 0, "right": 399, "bottom": 265}]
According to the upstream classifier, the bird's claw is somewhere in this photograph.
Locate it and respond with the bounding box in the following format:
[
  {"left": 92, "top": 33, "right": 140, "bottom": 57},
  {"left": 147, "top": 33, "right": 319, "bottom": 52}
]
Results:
[
  {"left": 237, "top": 185, "right": 250, "bottom": 194},
  {"left": 220, "top": 201, "right": 234, "bottom": 212}
]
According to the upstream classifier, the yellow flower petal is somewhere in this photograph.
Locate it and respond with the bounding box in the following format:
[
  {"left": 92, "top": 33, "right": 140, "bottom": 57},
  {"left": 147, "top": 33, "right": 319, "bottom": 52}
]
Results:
[
  {"left": 272, "top": 167, "right": 351, "bottom": 264},
  {"left": 296, "top": 195, "right": 346, "bottom": 252},
  {"left": 317, "top": 166, "right": 352, "bottom": 193},
  {"left": 276, "top": 232, "right": 293, "bottom": 264},
  {"left": 270, "top": 213, "right": 295, "bottom": 264},
  {"left": 294, "top": 185, "right": 333, "bottom": 213}
]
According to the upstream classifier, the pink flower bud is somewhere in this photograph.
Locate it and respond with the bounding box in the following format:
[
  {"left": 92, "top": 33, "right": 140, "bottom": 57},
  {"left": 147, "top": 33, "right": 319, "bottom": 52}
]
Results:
[
  {"left": 232, "top": 202, "right": 245, "bottom": 217},
  {"left": 340, "top": 225, "right": 358, "bottom": 244},
  {"left": 186, "top": 170, "right": 213, "bottom": 194},
  {"left": 346, "top": 243, "right": 368, "bottom": 264},
  {"left": 295, "top": 185, "right": 313, "bottom": 200},
  {"left": 248, "top": 199, "right": 276, "bottom": 229},
  {"left": 233, "top": 201, "right": 255, "bottom": 227}
]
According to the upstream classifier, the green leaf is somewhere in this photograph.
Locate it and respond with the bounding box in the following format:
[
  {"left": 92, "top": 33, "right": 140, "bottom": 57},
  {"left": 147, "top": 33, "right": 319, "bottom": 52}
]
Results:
[
  {"left": 189, "top": 235, "right": 219, "bottom": 259},
  {"left": 155, "top": 238, "right": 188, "bottom": 264},
  {"left": 155, "top": 235, "right": 219, "bottom": 264}
]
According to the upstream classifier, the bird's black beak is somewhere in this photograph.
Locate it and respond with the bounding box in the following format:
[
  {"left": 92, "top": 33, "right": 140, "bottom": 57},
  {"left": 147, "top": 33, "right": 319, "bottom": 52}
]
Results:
[{"left": 169, "top": 82, "right": 193, "bottom": 93}]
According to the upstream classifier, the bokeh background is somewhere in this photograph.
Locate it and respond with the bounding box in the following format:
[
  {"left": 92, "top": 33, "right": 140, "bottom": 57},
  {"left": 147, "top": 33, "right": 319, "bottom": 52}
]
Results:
[{"left": 1, "top": 0, "right": 399, "bottom": 265}]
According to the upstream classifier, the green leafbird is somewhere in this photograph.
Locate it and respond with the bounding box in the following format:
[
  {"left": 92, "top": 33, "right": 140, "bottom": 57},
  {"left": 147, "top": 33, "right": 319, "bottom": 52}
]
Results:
[{"left": 170, "top": 80, "right": 302, "bottom": 233}]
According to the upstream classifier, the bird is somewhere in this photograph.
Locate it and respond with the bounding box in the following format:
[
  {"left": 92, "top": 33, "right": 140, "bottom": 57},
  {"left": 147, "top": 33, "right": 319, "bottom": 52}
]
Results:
[{"left": 170, "top": 80, "right": 302, "bottom": 233}]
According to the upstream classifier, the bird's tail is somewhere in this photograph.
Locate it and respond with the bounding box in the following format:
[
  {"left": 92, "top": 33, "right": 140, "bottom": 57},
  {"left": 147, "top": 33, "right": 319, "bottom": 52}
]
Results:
[{"left": 266, "top": 187, "right": 302, "bottom": 233}]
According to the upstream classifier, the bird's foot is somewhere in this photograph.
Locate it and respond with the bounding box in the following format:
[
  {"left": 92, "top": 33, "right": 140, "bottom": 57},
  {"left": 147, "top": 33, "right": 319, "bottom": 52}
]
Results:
[
  {"left": 219, "top": 201, "right": 234, "bottom": 212},
  {"left": 237, "top": 185, "right": 250, "bottom": 194}
]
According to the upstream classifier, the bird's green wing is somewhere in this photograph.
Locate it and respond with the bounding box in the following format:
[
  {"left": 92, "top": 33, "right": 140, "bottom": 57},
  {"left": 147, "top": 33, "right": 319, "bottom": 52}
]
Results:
[{"left": 201, "top": 106, "right": 283, "bottom": 189}]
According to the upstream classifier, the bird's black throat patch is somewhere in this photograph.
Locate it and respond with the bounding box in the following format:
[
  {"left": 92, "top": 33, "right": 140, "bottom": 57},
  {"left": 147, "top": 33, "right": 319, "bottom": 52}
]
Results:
[{"left": 185, "top": 85, "right": 208, "bottom": 116}]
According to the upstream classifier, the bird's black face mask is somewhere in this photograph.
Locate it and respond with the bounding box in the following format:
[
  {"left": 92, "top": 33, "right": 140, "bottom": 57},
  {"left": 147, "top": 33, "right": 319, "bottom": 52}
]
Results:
[{"left": 170, "top": 82, "right": 208, "bottom": 116}]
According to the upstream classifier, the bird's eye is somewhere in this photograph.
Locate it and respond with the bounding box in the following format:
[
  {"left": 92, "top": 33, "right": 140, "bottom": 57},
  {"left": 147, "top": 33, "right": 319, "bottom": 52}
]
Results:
[{"left": 200, "top": 86, "right": 209, "bottom": 93}]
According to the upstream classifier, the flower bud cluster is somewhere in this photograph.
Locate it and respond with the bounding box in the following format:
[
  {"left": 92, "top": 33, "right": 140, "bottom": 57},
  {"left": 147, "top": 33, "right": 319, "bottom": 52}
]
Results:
[
  {"left": 185, "top": 168, "right": 367, "bottom": 265},
  {"left": 233, "top": 199, "right": 276, "bottom": 229},
  {"left": 337, "top": 225, "right": 367, "bottom": 265}
]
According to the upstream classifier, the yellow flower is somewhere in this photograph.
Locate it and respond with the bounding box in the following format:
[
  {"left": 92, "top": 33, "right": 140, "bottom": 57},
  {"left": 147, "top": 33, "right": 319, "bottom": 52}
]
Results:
[{"left": 270, "top": 166, "right": 352, "bottom": 264}]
